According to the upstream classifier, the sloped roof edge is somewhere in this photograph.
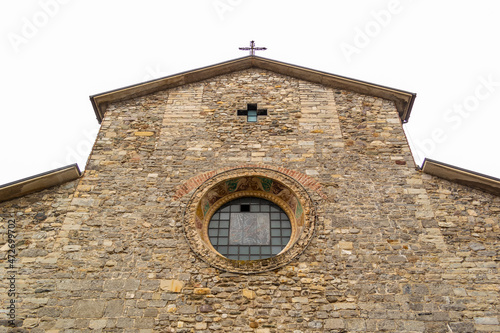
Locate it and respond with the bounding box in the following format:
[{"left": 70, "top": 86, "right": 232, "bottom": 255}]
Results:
[
  {"left": 422, "top": 158, "right": 500, "bottom": 196},
  {"left": 0, "top": 164, "right": 81, "bottom": 203},
  {"left": 90, "top": 56, "right": 416, "bottom": 124}
]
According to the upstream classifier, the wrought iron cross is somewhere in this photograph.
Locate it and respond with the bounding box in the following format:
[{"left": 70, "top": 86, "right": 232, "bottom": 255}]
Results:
[
  {"left": 239, "top": 40, "right": 267, "bottom": 56},
  {"left": 237, "top": 104, "right": 267, "bottom": 122}
]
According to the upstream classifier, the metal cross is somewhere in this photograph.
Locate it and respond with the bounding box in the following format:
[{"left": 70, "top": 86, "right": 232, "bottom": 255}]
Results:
[
  {"left": 237, "top": 104, "right": 267, "bottom": 122},
  {"left": 239, "top": 40, "right": 267, "bottom": 56}
]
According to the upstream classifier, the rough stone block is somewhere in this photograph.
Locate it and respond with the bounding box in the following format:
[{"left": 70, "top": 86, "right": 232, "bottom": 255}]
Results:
[
  {"left": 337, "top": 241, "right": 353, "bottom": 249},
  {"left": 89, "top": 319, "right": 107, "bottom": 330},
  {"left": 160, "top": 279, "right": 184, "bottom": 293},
  {"left": 193, "top": 287, "right": 211, "bottom": 295},
  {"left": 195, "top": 322, "right": 208, "bottom": 330},
  {"left": 242, "top": 289, "right": 256, "bottom": 299},
  {"left": 104, "top": 299, "right": 124, "bottom": 317},
  {"left": 347, "top": 318, "right": 366, "bottom": 331},
  {"left": 70, "top": 300, "right": 105, "bottom": 318},
  {"left": 475, "top": 317, "right": 499, "bottom": 325},
  {"left": 325, "top": 318, "right": 344, "bottom": 329},
  {"left": 177, "top": 305, "right": 196, "bottom": 314},
  {"left": 116, "top": 317, "right": 134, "bottom": 328},
  {"left": 292, "top": 297, "right": 308, "bottom": 303},
  {"left": 135, "top": 318, "right": 155, "bottom": 329}
]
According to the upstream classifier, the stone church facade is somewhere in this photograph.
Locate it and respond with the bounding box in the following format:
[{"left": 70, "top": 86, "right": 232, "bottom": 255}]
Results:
[{"left": 1, "top": 56, "right": 499, "bottom": 332}]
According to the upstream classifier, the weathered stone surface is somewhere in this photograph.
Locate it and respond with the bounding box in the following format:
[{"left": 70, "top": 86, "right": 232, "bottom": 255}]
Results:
[
  {"left": 19, "top": 248, "right": 48, "bottom": 257},
  {"left": 469, "top": 242, "right": 486, "bottom": 251},
  {"left": 89, "top": 319, "right": 107, "bottom": 330},
  {"left": 325, "top": 318, "right": 344, "bottom": 329},
  {"left": 193, "top": 287, "right": 210, "bottom": 295},
  {"left": 160, "top": 279, "right": 184, "bottom": 293},
  {"left": 242, "top": 289, "right": 256, "bottom": 299},
  {"left": 104, "top": 300, "right": 124, "bottom": 317},
  {"left": 475, "top": 317, "right": 499, "bottom": 325},
  {"left": 199, "top": 304, "right": 213, "bottom": 313},
  {"left": 177, "top": 305, "right": 196, "bottom": 314},
  {"left": 1, "top": 68, "right": 499, "bottom": 332},
  {"left": 70, "top": 300, "right": 106, "bottom": 318}
]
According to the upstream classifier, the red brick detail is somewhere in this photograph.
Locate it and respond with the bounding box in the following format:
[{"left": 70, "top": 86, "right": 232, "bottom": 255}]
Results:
[{"left": 173, "top": 164, "right": 326, "bottom": 200}]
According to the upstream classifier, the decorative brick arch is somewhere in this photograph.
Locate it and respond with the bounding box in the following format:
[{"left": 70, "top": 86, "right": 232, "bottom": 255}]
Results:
[
  {"left": 181, "top": 166, "right": 318, "bottom": 274},
  {"left": 173, "top": 164, "right": 325, "bottom": 200}
]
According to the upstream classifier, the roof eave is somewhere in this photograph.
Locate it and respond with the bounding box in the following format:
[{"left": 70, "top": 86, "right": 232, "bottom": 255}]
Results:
[
  {"left": 422, "top": 158, "right": 500, "bottom": 196},
  {"left": 0, "top": 164, "right": 82, "bottom": 203}
]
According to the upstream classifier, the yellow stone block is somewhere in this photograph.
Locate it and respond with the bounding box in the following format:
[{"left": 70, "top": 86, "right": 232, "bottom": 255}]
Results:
[
  {"left": 160, "top": 279, "right": 185, "bottom": 293},
  {"left": 467, "top": 210, "right": 478, "bottom": 216},
  {"left": 76, "top": 185, "right": 93, "bottom": 192},
  {"left": 185, "top": 156, "right": 206, "bottom": 161},
  {"left": 194, "top": 288, "right": 211, "bottom": 295},
  {"left": 134, "top": 131, "right": 155, "bottom": 136},
  {"left": 242, "top": 289, "right": 256, "bottom": 299},
  {"left": 337, "top": 241, "right": 353, "bottom": 250},
  {"left": 195, "top": 323, "right": 207, "bottom": 330}
]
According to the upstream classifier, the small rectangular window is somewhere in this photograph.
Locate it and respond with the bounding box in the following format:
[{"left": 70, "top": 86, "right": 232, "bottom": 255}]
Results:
[{"left": 247, "top": 110, "right": 257, "bottom": 122}]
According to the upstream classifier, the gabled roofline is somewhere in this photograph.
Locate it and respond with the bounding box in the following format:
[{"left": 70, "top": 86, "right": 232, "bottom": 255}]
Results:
[
  {"left": 0, "top": 164, "right": 81, "bottom": 203},
  {"left": 90, "top": 56, "right": 416, "bottom": 124},
  {"left": 422, "top": 158, "right": 500, "bottom": 196}
]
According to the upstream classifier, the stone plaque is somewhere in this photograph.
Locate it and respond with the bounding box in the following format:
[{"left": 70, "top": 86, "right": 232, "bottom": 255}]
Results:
[{"left": 229, "top": 213, "right": 270, "bottom": 245}]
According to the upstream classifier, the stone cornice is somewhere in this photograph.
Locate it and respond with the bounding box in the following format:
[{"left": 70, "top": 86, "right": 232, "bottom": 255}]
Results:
[
  {"left": 0, "top": 164, "right": 81, "bottom": 203},
  {"left": 422, "top": 158, "right": 500, "bottom": 196}
]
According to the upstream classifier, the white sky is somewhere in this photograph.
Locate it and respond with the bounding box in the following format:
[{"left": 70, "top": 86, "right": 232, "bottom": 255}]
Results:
[{"left": 1, "top": 0, "right": 499, "bottom": 185}]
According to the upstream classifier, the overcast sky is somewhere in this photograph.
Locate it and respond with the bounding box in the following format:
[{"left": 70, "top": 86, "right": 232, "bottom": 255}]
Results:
[{"left": 1, "top": 0, "right": 499, "bottom": 185}]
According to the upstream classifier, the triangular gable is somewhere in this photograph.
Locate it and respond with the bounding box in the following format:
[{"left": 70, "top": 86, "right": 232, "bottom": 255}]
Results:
[{"left": 90, "top": 56, "right": 416, "bottom": 124}]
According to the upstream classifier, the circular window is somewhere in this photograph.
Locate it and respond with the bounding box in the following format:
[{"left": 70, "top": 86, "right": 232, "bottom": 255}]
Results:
[
  {"left": 208, "top": 197, "right": 291, "bottom": 260},
  {"left": 182, "top": 167, "right": 316, "bottom": 274}
]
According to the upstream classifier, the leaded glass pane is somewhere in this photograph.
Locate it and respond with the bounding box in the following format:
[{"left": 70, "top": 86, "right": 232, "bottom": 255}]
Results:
[
  {"left": 207, "top": 197, "right": 292, "bottom": 260},
  {"left": 271, "top": 221, "right": 281, "bottom": 228}
]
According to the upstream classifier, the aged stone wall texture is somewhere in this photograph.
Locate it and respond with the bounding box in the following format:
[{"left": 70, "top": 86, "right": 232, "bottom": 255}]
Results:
[{"left": 1, "top": 68, "right": 499, "bottom": 332}]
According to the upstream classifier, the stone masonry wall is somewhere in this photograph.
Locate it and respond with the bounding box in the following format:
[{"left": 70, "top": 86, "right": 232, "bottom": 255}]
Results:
[
  {"left": 0, "top": 68, "right": 499, "bottom": 332},
  {"left": 0, "top": 180, "right": 79, "bottom": 329}
]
